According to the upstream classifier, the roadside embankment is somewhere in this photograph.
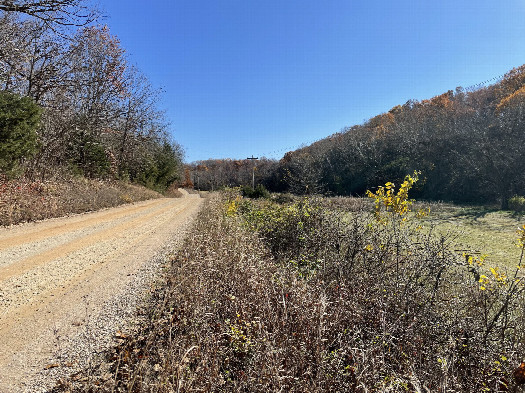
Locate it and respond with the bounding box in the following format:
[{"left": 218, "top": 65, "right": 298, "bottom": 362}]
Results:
[{"left": 0, "top": 176, "right": 166, "bottom": 226}]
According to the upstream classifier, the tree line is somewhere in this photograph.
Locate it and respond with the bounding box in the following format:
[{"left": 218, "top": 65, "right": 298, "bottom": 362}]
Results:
[
  {"left": 0, "top": 0, "right": 183, "bottom": 191},
  {"left": 187, "top": 158, "right": 280, "bottom": 192},
  {"left": 190, "top": 65, "right": 525, "bottom": 208}
]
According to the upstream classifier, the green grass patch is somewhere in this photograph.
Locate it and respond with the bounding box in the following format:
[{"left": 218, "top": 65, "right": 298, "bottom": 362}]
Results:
[{"left": 419, "top": 203, "right": 525, "bottom": 269}]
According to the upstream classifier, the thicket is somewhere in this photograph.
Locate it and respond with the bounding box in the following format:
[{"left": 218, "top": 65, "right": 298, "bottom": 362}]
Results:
[
  {"left": 55, "top": 180, "right": 525, "bottom": 392},
  {"left": 0, "top": 9, "right": 183, "bottom": 191}
]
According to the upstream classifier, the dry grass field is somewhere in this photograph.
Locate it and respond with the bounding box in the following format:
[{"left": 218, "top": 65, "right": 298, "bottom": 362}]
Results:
[{"left": 0, "top": 176, "right": 167, "bottom": 227}]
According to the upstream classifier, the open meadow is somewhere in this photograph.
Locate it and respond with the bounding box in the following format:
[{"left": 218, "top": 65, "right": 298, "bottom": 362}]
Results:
[{"left": 421, "top": 203, "right": 525, "bottom": 270}]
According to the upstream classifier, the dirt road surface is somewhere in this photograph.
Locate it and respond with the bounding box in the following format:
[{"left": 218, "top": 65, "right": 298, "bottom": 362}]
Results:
[{"left": 0, "top": 192, "right": 203, "bottom": 392}]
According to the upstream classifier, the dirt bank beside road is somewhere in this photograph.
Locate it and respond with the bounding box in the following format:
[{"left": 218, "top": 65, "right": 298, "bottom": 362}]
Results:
[{"left": 0, "top": 193, "right": 202, "bottom": 392}]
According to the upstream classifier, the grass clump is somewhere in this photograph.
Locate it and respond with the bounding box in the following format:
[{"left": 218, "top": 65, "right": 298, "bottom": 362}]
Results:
[{"left": 53, "top": 182, "right": 525, "bottom": 392}]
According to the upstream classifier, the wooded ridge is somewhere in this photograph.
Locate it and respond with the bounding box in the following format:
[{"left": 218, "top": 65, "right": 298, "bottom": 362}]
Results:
[{"left": 189, "top": 65, "right": 525, "bottom": 208}]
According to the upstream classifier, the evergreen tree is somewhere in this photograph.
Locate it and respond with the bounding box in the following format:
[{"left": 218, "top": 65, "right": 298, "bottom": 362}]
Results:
[{"left": 0, "top": 91, "right": 41, "bottom": 175}]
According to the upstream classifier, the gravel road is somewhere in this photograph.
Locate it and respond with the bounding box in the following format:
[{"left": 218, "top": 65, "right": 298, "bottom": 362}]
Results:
[{"left": 0, "top": 192, "right": 203, "bottom": 392}]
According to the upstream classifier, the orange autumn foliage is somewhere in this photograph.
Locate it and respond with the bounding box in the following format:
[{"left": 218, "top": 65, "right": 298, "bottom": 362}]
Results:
[{"left": 514, "top": 362, "right": 525, "bottom": 385}]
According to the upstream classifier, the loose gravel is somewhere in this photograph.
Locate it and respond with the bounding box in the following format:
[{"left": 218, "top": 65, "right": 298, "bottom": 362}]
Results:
[{"left": 0, "top": 192, "right": 203, "bottom": 392}]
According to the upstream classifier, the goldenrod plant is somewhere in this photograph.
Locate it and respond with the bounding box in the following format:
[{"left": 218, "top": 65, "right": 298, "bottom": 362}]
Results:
[{"left": 366, "top": 170, "right": 429, "bottom": 224}]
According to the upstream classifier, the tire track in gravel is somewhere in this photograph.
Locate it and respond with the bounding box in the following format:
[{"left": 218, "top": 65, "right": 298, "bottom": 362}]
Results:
[
  {"left": 0, "top": 198, "right": 169, "bottom": 252},
  {"left": 0, "top": 193, "right": 203, "bottom": 392},
  {"left": 0, "top": 199, "right": 183, "bottom": 280}
]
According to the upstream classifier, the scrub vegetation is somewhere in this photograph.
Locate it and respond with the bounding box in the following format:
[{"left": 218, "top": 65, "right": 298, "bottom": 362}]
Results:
[{"left": 53, "top": 178, "right": 525, "bottom": 392}]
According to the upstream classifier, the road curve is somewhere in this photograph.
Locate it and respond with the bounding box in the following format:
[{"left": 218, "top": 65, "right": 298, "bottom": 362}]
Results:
[{"left": 0, "top": 193, "right": 203, "bottom": 392}]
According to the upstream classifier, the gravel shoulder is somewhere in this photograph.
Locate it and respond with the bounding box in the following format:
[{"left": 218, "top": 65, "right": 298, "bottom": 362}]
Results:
[{"left": 0, "top": 192, "right": 203, "bottom": 392}]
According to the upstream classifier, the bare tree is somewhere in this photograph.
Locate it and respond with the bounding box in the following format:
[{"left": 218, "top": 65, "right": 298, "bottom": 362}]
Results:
[
  {"left": 0, "top": 15, "right": 68, "bottom": 102},
  {"left": 0, "top": 0, "right": 97, "bottom": 26}
]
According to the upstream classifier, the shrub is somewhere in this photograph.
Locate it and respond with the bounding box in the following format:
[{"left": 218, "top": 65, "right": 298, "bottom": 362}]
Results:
[
  {"left": 0, "top": 91, "right": 41, "bottom": 176},
  {"left": 241, "top": 184, "right": 270, "bottom": 199},
  {"left": 509, "top": 195, "right": 525, "bottom": 212}
]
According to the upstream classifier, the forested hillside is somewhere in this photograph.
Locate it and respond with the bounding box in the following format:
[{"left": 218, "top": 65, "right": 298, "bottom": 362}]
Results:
[
  {"left": 190, "top": 65, "right": 525, "bottom": 208},
  {"left": 0, "top": 1, "right": 182, "bottom": 191},
  {"left": 279, "top": 66, "right": 525, "bottom": 207}
]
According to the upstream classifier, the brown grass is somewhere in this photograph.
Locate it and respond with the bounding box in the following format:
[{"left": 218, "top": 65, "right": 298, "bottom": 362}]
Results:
[
  {"left": 0, "top": 175, "right": 162, "bottom": 226},
  {"left": 51, "top": 192, "right": 525, "bottom": 392}
]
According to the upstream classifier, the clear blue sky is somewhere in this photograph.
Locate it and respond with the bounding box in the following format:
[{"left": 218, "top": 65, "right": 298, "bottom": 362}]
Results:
[{"left": 101, "top": 0, "right": 525, "bottom": 163}]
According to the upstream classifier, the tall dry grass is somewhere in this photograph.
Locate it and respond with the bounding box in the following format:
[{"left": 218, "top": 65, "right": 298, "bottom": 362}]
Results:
[
  {"left": 0, "top": 175, "right": 163, "bottom": 226},
  {"left": 53, "top": 191, "right": 525, "bottom": 392}
]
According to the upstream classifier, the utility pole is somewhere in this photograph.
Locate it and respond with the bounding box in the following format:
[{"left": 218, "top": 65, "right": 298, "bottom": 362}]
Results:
[{"left": 246, "top": 155, "right": 259, "bottom": 189}]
